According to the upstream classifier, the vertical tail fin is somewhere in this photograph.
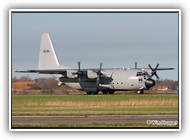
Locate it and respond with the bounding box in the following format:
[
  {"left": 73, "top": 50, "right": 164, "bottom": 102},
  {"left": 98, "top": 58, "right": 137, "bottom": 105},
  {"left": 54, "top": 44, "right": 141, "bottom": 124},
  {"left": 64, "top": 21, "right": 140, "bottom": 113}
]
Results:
[{"left": 38, "top": 33, "right": 60, "bottom": 69}]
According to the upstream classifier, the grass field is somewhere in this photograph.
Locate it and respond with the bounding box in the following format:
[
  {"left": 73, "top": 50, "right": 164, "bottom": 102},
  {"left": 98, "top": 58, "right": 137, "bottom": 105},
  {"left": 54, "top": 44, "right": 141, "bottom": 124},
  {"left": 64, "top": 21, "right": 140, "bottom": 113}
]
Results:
[{"left": 12, "top": 94, "right": 178, "bottom": 116}]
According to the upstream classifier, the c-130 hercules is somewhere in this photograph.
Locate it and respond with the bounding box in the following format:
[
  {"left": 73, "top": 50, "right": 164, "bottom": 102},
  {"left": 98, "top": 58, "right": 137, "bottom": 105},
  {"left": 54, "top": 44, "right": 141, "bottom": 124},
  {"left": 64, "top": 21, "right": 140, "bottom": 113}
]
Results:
[{"left": 16, "top": 33, "right": 174, "bottom": 94}]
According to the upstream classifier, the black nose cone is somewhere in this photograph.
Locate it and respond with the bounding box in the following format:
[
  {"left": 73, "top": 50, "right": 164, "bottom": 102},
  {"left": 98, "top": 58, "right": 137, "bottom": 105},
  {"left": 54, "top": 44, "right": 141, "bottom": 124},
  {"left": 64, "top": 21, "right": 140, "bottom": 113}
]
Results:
[{"left": 145, "top": 78, "right": 155, "bottom": 89}]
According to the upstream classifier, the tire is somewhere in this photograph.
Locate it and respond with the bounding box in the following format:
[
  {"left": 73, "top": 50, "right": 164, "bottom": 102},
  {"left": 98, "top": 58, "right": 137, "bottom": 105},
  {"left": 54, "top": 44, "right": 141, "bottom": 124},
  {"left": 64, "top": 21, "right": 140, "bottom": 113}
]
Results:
[
  {"left": 86, "top": 91, "right": 99, "bottom": 95},
  {"left": 109, "top": 90, "right": 114, "bottom": 94},
  {"left": 93, "top": 91, "right": 99, "bottom": 95},
  {"left": 137, "top": 90, "right": 144, "bottom": 94},
  {"left": 86, "top": 92, "right": 92, "bottom": 95},
  {"left": 102, "top": 90, "right": 109, "bottom": 94}
]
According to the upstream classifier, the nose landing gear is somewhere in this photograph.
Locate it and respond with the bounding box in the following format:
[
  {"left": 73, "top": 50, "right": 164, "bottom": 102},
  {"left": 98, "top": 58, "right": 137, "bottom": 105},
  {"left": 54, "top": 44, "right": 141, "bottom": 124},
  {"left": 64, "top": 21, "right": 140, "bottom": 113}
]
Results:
[{"left": 137, "top": 89, "right": 144, "bottom": 94}]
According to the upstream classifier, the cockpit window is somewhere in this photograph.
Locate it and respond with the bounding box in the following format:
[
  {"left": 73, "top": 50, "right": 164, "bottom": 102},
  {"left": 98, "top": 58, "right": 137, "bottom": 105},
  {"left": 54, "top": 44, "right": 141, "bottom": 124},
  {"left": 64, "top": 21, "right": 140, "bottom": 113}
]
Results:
[{"left": 136, "top": 72, "right": 143, "bottom": 76}]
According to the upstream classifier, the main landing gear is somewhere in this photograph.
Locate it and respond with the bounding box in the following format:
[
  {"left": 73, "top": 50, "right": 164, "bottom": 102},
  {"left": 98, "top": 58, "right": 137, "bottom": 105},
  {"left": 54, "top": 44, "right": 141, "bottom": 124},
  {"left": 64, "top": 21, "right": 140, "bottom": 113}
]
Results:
[
  {"left": 86, "top": 91, "right": 98, "bottom": 95},
  {"left": 86, "top": 90, "right": 115, "bottom": 95},
  {"left": 102, "top": 90, "right": 114, "bottom": 94}
]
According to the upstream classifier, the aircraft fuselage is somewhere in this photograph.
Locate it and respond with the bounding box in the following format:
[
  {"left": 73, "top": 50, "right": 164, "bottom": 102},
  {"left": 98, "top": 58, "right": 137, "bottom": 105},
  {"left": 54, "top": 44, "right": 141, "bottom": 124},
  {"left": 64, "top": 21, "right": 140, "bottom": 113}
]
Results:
[{"left": 59, "top": 69, "right": 155, "bottom": 94}]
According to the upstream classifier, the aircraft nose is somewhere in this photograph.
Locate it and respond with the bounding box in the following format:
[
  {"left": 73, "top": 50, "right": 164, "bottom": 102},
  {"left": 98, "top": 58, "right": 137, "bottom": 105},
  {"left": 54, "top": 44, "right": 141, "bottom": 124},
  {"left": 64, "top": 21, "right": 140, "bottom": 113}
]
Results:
[{"left": 145, "top": 78, "right": 155, "bottom": 89}]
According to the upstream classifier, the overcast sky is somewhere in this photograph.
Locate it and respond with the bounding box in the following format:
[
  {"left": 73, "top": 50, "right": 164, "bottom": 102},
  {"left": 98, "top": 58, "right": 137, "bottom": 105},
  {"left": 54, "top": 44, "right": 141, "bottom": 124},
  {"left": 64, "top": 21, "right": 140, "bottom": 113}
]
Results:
[{"left": 11, "top": 11, "right": 179, "bottom": 80}]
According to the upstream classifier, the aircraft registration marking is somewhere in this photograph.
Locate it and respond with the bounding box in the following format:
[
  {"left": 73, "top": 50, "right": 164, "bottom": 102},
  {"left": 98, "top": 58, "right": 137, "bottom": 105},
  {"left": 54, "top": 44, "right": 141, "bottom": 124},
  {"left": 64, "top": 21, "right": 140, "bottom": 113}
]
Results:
[{"left": 43, "top": 50, "right": 49, "bottom": 53}]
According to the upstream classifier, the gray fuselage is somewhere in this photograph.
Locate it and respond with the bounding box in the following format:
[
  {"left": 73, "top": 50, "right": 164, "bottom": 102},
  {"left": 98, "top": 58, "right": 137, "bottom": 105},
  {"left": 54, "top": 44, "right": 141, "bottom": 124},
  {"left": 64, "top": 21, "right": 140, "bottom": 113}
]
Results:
[{"left": 59, "top": 69, "right": 152, "bottom": 93}]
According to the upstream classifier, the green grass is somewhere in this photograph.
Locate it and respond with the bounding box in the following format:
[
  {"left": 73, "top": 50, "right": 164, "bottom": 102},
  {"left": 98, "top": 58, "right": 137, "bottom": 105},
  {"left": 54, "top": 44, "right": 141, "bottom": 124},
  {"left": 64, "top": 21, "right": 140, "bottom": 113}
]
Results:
[
  {"left": 12, "top": 94, "right": 178, "bottom": 103},
  {"left": 12, "top": 94, "right": 178, "bottom": 116}
]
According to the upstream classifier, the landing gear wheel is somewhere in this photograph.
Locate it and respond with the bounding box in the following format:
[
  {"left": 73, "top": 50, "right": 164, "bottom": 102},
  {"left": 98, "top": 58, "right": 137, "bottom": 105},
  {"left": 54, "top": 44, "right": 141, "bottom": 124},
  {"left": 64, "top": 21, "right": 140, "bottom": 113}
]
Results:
[
  {"left": 102, "top": 90, "right": 109, "bottom": 94},
  {"left": 86, "top": 92, "right": 92, "bottom": 95},
  {"left": 93, "top": 91, "right": 99, "bottom": 95},
  {"left": 109, "top": 90, "right": 114, "bottom": 94},
  {"left": 137, "top": 90, "right": 144, "bottom": 94},
  {"left": 86, "top": 91, "right": 99, "bottom": 95},
  {"left": 102, "top": 90, "right": 114, "bottom": 94}
]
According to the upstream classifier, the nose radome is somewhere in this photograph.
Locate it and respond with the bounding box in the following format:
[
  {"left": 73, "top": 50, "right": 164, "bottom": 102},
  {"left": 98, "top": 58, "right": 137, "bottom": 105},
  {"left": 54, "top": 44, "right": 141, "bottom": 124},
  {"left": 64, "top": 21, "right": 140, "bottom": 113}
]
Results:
[{"left": 145, "top": 78, "right": 155, "bottom": 89}]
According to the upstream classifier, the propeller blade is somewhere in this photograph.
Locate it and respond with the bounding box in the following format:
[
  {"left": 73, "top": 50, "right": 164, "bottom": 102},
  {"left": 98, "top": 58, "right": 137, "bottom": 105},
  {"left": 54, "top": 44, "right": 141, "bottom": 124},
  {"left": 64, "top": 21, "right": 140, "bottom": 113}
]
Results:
[
  {"left": 155, "top": 73, "right": 159, "bottom": 79},
  {"left": 135, "top": 62, "right": 137, "bottom": 69},
  {"left": 155, "top": 63, "right": 159, "bottom": 70},
  {"left": 78, "top": 61, "right": 81, "bottom": 71},
  {"left": 148, "top": 64, "right": 153, "bottom": 71},
  {"left": 99, "top": 62, "right": 103, "bottom": 71},
  {"left": 77, "top": 61, "right": 83, "bottom": 76},
  {"left": 156, "top": 68, "right": 174, "bottom": 70},
  {"left": 110, "top": 71, "right": 114, "bottom": 78},
  {"left": 97, "top": 62, "right": 103, "bottom": 75},
  {"left": 96, "top": 76, "right": 100, "bottom": 86},
  {"left": 96, "top": 62, "right": 103, "bottom": 87}
]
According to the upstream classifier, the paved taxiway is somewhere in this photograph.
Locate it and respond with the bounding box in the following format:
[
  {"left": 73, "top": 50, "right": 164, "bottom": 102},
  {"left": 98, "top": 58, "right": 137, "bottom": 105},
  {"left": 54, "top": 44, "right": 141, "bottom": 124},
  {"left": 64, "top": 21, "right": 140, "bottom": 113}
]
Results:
[{"left": 12, "top": 115, "right": 178, "bottom": 125}]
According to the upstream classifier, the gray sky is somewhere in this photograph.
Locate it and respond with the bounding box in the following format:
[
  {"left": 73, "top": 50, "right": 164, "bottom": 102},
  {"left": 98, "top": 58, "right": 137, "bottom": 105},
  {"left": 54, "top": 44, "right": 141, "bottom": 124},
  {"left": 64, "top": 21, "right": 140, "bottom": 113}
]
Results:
[{"left": 11, "top": 11, "right": 179, "bottom": 80}]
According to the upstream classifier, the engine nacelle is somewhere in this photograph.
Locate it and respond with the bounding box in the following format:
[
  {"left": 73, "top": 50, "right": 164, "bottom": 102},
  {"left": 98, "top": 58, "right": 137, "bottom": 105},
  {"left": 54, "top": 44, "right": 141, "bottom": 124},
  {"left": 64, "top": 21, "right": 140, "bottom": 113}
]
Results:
[
  {"left": 87, "top": 70, "right": 97, "bottom": 79},
  {"left": 66, "top": 70, "right": 78, "bottom": 78}
]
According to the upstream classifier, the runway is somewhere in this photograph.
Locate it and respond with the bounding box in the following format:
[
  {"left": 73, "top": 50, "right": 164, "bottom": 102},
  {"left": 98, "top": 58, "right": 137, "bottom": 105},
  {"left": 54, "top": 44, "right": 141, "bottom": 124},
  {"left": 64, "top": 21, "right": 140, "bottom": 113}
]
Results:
[{"left": 12, "top": 115, "right": 178, "bottom": 126}]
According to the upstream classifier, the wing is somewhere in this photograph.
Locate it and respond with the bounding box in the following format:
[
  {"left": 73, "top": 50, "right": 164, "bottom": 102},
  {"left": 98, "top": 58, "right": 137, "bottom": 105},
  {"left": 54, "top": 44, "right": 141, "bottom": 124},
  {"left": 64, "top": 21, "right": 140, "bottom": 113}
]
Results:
[
  {"left": 15, "top": 67, "right": 117, "bottom": 80},
  {"left": 156, "top": 68, "right": 174, "bottom": 71},
  {"left": 16, "top": 69, "right": 79, "bottom": 79},
  {"left": 16, "top": 69, "right": 69, "bottom": 74}
]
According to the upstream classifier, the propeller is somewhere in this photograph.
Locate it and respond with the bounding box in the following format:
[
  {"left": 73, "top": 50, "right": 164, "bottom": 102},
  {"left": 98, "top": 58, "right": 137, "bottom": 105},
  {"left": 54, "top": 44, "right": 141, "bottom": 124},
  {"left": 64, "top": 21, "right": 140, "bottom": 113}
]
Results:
[
  {"left": 135, "top": 62, "right": 137, "bottom": 69},
  {"left": 96, "top": 62, "right": 103, "bottom": 86},
  {"left": 97, "top": 62, "right": 103, "bottom": 75},
  {"left": 148, "top": 63, "right": 160, "bottom": 79},
  {"left": 76, "top": 62, "right": 83, "bottom": 82},
  {"left": 77, "top": 61, "right": 82, "bottom": 75}
]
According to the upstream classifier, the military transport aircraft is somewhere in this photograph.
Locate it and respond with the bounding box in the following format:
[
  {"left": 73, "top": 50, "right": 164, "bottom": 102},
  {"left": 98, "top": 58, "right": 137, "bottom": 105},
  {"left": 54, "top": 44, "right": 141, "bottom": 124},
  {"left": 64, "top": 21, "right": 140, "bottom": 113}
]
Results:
[{"left": 16, "top": 33, "right": 174, "bottom": 94}]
